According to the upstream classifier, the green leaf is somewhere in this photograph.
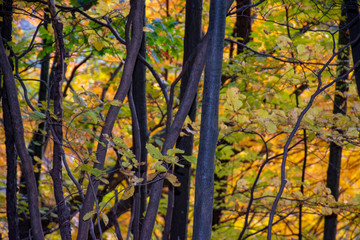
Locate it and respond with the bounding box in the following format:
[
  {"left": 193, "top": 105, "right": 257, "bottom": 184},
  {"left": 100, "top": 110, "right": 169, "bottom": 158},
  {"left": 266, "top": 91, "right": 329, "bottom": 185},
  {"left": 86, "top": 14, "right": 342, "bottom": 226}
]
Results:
[
  {"left": 154, "top": 164, "right": 167, "bottom": 173},
  {"left": 81, "top": 163, "right": 93, "bottom": 172},
  {"left": 89, "top": 168, "right": 103, "bottom": 177},
  {"left": 183, "top": 155, "right": 197, "bottom": 165},
  {"left": 87, "top": 111, "right": 98, "bottom": 123},
  {"left": 83, "top": 210, "right": 96, "bottom": 221},
  {"left": 146, "top": 143, "right": 163, "bottom": 160},
  {"left": 108, "top": 99, "right": 122, "bottom": 107},
  {"left": 166, "top": 148, "right": 184, "bottom": 156}
]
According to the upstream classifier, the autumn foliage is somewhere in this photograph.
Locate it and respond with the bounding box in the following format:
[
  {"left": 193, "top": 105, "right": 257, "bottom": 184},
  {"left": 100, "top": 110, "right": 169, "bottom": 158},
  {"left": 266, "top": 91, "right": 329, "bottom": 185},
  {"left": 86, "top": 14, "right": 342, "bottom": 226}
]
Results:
[{"left": 1, "top": 0, "right": 360, "bottom": 239}]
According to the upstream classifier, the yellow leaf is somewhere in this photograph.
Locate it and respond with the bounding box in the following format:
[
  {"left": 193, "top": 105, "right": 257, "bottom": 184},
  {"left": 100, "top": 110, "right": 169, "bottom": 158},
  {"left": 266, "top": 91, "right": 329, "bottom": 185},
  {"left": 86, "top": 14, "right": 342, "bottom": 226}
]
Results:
[
  {"left": 236, "top": 179, "right": 248, "bottom": 190},
  {"left": 47, "top": 24, "right": 54, "bottom": 35},
  {"left": 354, "top": 102, "right": 360, "bottom": 112},
  {"left": 226, "top": 87, "right": 243, "bottom": 111},
  {"left": 99, "top": 178, "right": 109, "bottom": 185},
  {"left": 164, "top": 173, "right": 181, "bottom": 187},
  {"left": 277, "top": 36, "right": 291, "bottom": 49},
  {"left": 102, "top": 213, "right": 109, "bottom": 226},
  {"left": 94, "top": 40, "right": 104, "bottom": 51},
  {"left": 96, "top": 1, "right": 111, "bottom": 16},
  {"left": 120, "top": 169, "right": 135, "bottom": 176},
  {"left": 147, "top": 172, "right": 158, "bottom": 181},
  {"left": 130, "top": 176, "right": 144, "bottom": 185},
  {"left": 88, "top": 34, "right": 104, "bottom": 51},
  {"left": 143, "top": 26, "right": 154, "bottom": 33},
  {"left": 121, "top": 185, "right": 135, "bottom": 200},
  {"left": 321, "top": 207, "right": 332, "bottom": 216}
]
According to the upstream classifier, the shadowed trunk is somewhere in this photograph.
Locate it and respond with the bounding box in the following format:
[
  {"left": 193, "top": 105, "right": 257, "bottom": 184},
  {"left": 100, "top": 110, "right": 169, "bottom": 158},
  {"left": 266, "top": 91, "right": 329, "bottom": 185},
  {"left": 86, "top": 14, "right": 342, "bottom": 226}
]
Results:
[
  {"left": 324, "top": 4, "right": 350, "bottom": 239},
  {"left": 131, "top": 3, "right": 148, "bottom": 238},
  {"left": 47, "top": 1, "right": 71, "bottom": 239},
  {"left": 1, "top": 1, "right": 20, "bottom": 240},
  {"left": 170, "top": 1, "right": 202, "bottom": 239},
  {"left": 77, "top": 1, "right": 145, "bottom": 238},
  {"left": 345, "top": 0, "right": 360, "bottom": 98},
  {"left": 0, "top": 31, "right": 44, "bottom": 240}
]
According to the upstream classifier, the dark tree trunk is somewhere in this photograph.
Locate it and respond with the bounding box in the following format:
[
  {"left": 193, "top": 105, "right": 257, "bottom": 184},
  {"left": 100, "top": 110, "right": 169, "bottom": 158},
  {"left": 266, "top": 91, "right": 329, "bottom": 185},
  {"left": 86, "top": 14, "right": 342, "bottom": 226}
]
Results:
[
  {"left": 131, "top": 3, "right": 148, "bottom": 238},
  {"left": 345, "top": 0, "right": 360, "bottom": 98},
  {"left": 324, "top": 5, "right": 350, "bottom": 239},
  {"left": 230, "top": 0, "right": 251, "bottom": 57},
  {"left": 193, "top": 0, "right": 227, "bottom": 239},
  {"left": 27, "top": 12, "right": 50, "bottom": 188},
  {"left": 141, "top": 31, "right": 209, "bottom": 240},
  {"left": 0, "top": 34, "right": 44, "bottom": 240},
  {"left": 47, "top": 1, "right": 71, "bottom": 239},
  {"left": 0, "top": 2, "right": 20, "bottom": 240},
  {"left": 213, "top": 1, "right": 251, "bottom": 227},
  {"left": 3, "top": 88, "right": 20, "bottom": 240},
  {"left": 19, "top": 13, "right": 50, "bottom": 238},
  {"left": 170, "top": 0, "right": 202, "bottom": 239},
  {"left": 77, "top": 1, "right": 145, "bottom": 238}
]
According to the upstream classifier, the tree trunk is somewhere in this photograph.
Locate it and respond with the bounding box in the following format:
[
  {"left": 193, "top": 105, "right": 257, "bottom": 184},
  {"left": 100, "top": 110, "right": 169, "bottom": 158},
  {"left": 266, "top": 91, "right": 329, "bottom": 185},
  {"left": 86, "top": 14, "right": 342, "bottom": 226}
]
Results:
[
  {"left": 231, "top": 0, "right": 252, "bottom": 56},
  {"left": 47, "top": 1, "right": 71, "bottom": 239},
  {"left": 77, "top": 1, "right": 145, "bottom": 238},
  {"left": 324, "top": 5, "right": 350, "bottom": 239},
  {"left": 0, "top": 34, "right": 44, "bottom": 240},
  {"left": 345, "top": 0, "right": 360, "bottom": 98},
  {"left": 170, "top": 1, "right": 202, "bottom": 239},
  {"left": 193, "top": 0, "right": 227, "bottom": 239},
  {"left": 0, "top": 2, "right": 20, "bottom": 240},
  {"left": 213, "top": 0, "right": 252, "bottom": 228},
  {"left": 131, "top": 3, "right": 148, "bottom": 238}
]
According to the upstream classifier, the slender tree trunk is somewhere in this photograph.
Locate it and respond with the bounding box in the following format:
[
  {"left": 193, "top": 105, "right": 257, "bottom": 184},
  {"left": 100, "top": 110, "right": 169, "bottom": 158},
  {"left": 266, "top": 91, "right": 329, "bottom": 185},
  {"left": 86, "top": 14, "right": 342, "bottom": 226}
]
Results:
[
  {"left": 345, "top": 0, "right": 360, "bottom": 98},
  {"left": 235, "top": 0, "right": 252, "bottom": 54},
  {"left": 131, "top": 3, "right": 148, "bottom": 238},
  {"left": 3, "top": 87, "right": 20, "bottom": 240},
  {"left": 27, "top": 12, "right": 50, "bottom": 188},
  {"left": 1, "top": 2, "right": 20, "bottom": 240},
  {"left": 0, "top": 34, "right": 44, "bottom": 240},
  {"left": 324, "top": 5, "right": 350, "bottom": 239},
  {"left": 77, "top": 1, "right": 145, "bottom": 238},
  {"left": 193, "top": 0, "right": 227, "bottom": 239},
  {"left": 19, "top": 14, "right": 50, "bottom": 236},
  {"left": 213, "top": 0, "right": 252, "bottom": 228},
  {"left": 141, "top": 32, "right": 209, "bottom": 240},
  {"left": 47, "top": 1, "right": 71, "bottom": 239},
  {"left": 170, "top": 1, "right": 202, "bottom": 239}
]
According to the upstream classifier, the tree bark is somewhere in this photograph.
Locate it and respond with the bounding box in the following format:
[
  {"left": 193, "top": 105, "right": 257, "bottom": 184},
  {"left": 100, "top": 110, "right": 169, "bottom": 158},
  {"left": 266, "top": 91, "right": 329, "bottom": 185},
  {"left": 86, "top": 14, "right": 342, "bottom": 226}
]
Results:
[
  {"left": 47, "top": 1, "right": 71, "bottom": 239},
  {"left": 0, "top": 34, "right": 44, "bottom": 240},
  {"left": 345, "top": 0, "right": 360, "bottom": 98},
  {"left": 77, "top": 1, "right": 145, "bottom": 238},
  {"left": 141, "top": 33, "right": 210, "bottom": 240},
  {"left": 1, "top": 1, "right": 20, "bottom": 239},
  {"left": 192, "top": 0, "right": 227, "bottom": 239},
  {"left": 131, "top": 3, "right": 148, "bottom": 238},
  {"left": 324, "top": 5, "right": 350, "bottom": 239},
  {"left": 170, "top": 1, "right": 202, "bottom": 239}
]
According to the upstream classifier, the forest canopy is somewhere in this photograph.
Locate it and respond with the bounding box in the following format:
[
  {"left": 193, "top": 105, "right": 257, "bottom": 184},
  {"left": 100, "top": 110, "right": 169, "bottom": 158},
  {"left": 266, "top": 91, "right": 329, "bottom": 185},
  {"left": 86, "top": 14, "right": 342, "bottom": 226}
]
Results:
[{"left": 1, "top": 0, "right": 360, "bottom": 239}]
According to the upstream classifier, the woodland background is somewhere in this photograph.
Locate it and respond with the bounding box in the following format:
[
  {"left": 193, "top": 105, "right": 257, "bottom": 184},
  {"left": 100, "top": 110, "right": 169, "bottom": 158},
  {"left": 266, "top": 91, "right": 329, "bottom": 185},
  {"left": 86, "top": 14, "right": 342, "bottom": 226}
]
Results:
[{"left": 1, "top": 0, "right": 360, "bottom": 239}]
